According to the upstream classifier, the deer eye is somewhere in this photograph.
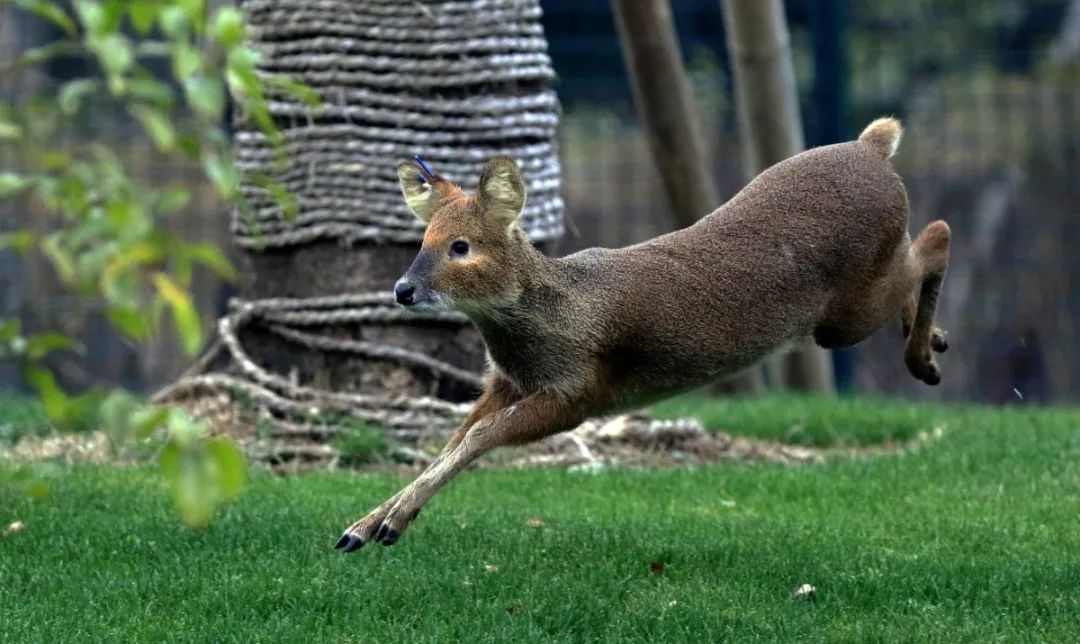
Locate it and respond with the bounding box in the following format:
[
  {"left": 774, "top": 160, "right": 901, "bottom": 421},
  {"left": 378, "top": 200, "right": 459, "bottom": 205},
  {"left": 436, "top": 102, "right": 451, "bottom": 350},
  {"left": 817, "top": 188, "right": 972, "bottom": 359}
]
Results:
[{"left": 450, "top": 240, "right": 470, "bottom": 257}]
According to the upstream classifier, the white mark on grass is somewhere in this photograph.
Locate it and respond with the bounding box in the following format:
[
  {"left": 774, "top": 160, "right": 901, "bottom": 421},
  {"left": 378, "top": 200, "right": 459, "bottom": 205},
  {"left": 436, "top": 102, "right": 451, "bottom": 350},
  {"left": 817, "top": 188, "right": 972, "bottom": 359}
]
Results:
[{"left": 790, "top": 584, "right": 816, "bottom": 601}]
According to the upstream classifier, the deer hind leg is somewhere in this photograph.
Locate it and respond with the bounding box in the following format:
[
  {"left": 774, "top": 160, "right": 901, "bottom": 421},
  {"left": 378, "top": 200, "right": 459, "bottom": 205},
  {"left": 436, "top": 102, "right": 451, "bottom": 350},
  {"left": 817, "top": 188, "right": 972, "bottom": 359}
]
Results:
[
  {"left": 904, "top": 220, "right": 951, "bottom": 385},
  {"left": 901, "top": 294, "right": 948, "bottom": 352}
]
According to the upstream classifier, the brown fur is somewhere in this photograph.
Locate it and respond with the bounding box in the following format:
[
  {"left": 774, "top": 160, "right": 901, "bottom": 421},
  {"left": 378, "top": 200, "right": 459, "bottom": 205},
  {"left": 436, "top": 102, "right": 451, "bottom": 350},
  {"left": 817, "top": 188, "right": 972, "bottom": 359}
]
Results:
[{"left": 336, "top": 118, "right": 951, "bottom": 551}]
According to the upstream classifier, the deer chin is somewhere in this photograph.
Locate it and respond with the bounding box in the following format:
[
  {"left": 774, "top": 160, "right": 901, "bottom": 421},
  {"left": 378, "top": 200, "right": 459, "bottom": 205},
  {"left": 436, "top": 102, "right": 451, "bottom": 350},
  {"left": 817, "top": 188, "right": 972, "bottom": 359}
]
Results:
[{"left": 408, "top": 291, "right": 452, "bottom": 312}]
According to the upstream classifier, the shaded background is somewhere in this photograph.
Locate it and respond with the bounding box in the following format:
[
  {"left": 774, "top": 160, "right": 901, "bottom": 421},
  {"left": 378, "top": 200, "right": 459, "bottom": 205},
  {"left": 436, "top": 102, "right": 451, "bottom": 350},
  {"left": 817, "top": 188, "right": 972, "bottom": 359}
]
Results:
[{"left": 2, "top": 0, "right": 1077, "bottom": 404}]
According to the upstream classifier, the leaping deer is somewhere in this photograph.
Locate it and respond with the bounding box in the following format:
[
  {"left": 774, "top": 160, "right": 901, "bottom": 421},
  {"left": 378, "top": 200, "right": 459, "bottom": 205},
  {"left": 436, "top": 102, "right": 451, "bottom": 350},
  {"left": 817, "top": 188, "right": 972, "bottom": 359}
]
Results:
[{"left": 335, "top": 117, "right": 950, "bottom": 551}]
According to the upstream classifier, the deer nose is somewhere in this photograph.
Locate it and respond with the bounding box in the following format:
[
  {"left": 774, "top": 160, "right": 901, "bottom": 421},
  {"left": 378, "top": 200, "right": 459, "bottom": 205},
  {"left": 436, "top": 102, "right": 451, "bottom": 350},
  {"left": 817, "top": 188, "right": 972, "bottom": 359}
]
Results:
[{"left": 394, "top": 280, "right": 415, "bottom": 305}]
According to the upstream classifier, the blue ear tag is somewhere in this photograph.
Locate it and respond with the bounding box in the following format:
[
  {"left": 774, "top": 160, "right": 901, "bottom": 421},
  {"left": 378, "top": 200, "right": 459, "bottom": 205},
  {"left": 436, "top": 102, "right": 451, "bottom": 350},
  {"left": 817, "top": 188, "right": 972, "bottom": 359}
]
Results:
[
  {"left": 414, "top": 155, "right": 436, "bottom": 180},
  {"left": 417, "top": 174, "right": 427, "bottom": 184}
]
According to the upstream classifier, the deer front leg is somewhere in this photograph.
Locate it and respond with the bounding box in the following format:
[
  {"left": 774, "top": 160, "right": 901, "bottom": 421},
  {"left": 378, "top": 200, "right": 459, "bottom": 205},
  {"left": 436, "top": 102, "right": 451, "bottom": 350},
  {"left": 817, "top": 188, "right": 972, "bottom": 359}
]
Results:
[
  {"left": 337, "top": 390, "right": 585, "bottom": 551},
  {"left": 334, "top": 377, "right": 521, "bottom": 552}
]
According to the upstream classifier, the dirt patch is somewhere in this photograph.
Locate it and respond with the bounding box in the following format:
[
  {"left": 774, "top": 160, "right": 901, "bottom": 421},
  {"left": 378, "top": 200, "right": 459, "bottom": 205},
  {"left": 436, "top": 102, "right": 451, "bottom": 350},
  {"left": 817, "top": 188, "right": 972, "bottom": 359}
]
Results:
[
  {"left": 3, "top": 431, "right": 117, "bottom": 466},
  {"left": 493, "top": 414, "right": 827, "bottom": 470},
  {"left": 1, "top": 403, "right": 944, "bottom": 472}
]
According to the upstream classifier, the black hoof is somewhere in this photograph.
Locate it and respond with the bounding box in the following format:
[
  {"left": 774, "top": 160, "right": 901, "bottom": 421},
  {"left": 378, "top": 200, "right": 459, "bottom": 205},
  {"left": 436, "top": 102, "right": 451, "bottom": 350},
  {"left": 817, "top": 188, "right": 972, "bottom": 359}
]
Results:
[
  {"left": 931, "top": 334, "right": 948, "bottom": 353},
  {"left": 375, "top": 523, "right": 399, "bottom": 546},
  {"left": 340, "top": 534, "right": 364, "bottom": 553},
  {"left": 381, "top": 528, "right": 399, "bottom": 546},
  {"left": 334, "top": 533, "right": 350, "bottom": 549}
]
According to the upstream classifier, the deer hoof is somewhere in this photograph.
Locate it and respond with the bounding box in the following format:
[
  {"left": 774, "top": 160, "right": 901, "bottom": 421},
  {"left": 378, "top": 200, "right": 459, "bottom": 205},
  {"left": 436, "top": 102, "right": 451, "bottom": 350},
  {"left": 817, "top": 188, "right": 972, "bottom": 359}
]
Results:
[
  {"left": 931, "top": 328, "right": 948, "bottom": 353},
  {"left": 335, "top": 533, "right": 364, "bottom": 553},
  {"left": 914, "top": 360, "right": 941, "bottom": 385},
  {"left": 906, "top": 351, "right": 941, "bottom": 386},
  {"left": 374, "top": 523, "right": 399, "bottom": 546}
]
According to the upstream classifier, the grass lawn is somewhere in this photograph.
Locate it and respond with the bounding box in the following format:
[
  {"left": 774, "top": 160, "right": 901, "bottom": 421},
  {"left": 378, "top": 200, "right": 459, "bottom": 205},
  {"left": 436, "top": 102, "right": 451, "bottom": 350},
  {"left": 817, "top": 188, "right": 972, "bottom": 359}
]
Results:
[
  {"left": 652, "top": 392, "right": 944, "bottom": 447},
  {"left": 2, "top": 395, "right": 1080, "bottom": 642}
]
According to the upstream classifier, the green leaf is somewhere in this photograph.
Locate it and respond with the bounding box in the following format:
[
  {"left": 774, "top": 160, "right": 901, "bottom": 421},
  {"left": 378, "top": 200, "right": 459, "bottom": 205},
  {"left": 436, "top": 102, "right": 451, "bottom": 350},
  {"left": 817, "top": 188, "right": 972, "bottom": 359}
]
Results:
[
  {"left": 23, "top": 479, "right": 53, "bottom": 500},
  {"left": 166, "top": 408, "right": 207, "bottom": 445},
  {"left": 95, "top": 33, "right": 134, "bottom": 93},
  {"left": 129, "top": 76, "right": 175, "bottom": 108},
  {"left": 131, "top": 405, "right": 170, "bottom": 439},
  {"left": 15, "top": 41, "right": 81, "bottom": 70},
  {"left": 248, "top": 173, "right": 298, "bottom": 220},
  {"left": 0, "top": 319, "right": 21, "bottom": 343},
  {"left": 267, "top": 180, "right": 297, "bottom": 221},
  {"left": 0, "top": 120, "right": 22, "bottom": 141},
  {"left": 41, "top": 235, "right": 76, "bottom": 284},
  {"left": 74, "top": 0, "right": 105, "bottom": 34},
  {"left": 0, "top": 230, "right": 37, "bottom": 255},
  {"left": 26, "top": 332, "right": 82, "bottom": 359},
  {"left": 129, "top": 104, "right": 175, "bottom": 152},
  {"left": 201, "top": 152, "right": 238, "bottom": 200},
  {"left": 152, "top": 272, "right": 201, "bottom": 356},
  {"left": 106, "top": 304, "right": 154, "bottom": 341},
  {"left": 177, "top": 0, "right": 205, "bottom": 26},
  {"left": 225, "top": 47, "right": 263, "bottom": 101},
  {"left": 99, "top": 389, "right": 140, "bottom": 443},
  {"left": 100, "top": 0, "right": 126, "bottom": 33},
  {"left": 173, "top": 246, "right": 193, "bottom": 288},
  {"left": 128, "top": 0, "right": 158, "bottom": 35},
  {"left": 205, "top": 436, "right": 247, "bottom": 500},
  {"left": 184, "top": 76, "right": 225, "bottom": 119},
  {"left": 0, "top": 173, "right": 31, "bottom": 198},
  {"left": 59, "top": 79, "right": 100, "bottom": 115},
  {"left": 171, "top": 43, "right": 201, "bottom": 80},
  {"left": 101, "top": 242, "right": 162, "bottom": 300},
  {"left": 155, "top": 186, "right": 190, "bottom": 214},
  {"left": 185, "top": 243, "right": 237, "bottom": 281},
  {"left": 159, "top": 439, "right": 214, "bottom": 529},
  {"left": 38, "top": 151, "right": 71, "bottom": 171},
  {"left": 267, "top": 74, "right": 321, "bottom": 108},
  {"left": 211, "top": 7, "right": 245, "bottom": 48},
  {"left": 104, "top": 199, "right": 137, "bottom": 228},
  {"left": 159, "top": 430, "right": 247, "bottom": 530},
  {"left": 22, "top": 365, "right": 69, "bottom": 428},
  {"left": 66, "top": 389, "right": 105, "bottom": 433},
  {"left": 159, "top": 5, "right": 188, "bottom": 38},
  {"left": 14, "top": 0, "right": 77, "bottom": 37}
]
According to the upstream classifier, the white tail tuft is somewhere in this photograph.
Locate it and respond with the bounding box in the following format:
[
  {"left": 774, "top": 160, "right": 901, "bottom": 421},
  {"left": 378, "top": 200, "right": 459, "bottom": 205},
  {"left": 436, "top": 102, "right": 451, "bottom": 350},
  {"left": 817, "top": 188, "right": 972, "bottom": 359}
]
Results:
[{"left": 859, "top": 117, "right": 903, "bottom": 159}]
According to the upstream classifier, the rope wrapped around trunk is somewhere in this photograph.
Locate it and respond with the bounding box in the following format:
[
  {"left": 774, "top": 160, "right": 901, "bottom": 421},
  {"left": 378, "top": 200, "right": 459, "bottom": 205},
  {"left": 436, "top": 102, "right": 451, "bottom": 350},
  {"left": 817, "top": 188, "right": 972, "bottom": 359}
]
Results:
[{"left": 232, "top": 0, "right": 564, "bottom": 249}]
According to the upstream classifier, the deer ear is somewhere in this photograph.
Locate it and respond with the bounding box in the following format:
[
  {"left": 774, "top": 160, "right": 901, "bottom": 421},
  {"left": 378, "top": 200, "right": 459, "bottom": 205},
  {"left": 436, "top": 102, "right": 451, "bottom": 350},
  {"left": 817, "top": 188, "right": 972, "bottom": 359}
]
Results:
[
  {"left": 398, "top": 162, "right": 437, "bottom": 223},
  {"left": 477, "top": 156, "right": 526, "bottom": 228}
]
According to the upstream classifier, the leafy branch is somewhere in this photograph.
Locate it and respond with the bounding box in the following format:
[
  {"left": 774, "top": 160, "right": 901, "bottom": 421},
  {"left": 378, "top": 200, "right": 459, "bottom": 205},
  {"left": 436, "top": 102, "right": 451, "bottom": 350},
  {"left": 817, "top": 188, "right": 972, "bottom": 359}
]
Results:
[{"left": 0, "top": 0, "right": 312, "bottom": 527}]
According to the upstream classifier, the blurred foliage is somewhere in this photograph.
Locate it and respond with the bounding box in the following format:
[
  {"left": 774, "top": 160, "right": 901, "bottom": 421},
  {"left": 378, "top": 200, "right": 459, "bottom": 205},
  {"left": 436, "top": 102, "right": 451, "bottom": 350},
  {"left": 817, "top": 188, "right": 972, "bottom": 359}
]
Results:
[
  {"left": 847, "top": 0, "right": 1075, "bottom": 113},
  {"left": 0, "top": 0, "right": 310, "bottom": 527},
  {"left": 0, "top": 459, "right": 61, "bottom": 501},
  {"left": 158, "top": 409, "right": 247, "bottom": 529},
  {"left": 331, "top": 419, "right": 389, "bottom": 465}
]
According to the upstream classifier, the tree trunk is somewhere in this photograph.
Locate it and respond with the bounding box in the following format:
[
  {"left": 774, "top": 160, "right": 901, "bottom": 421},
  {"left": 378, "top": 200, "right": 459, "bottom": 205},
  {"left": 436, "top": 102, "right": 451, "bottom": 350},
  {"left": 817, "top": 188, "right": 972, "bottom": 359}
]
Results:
[
  {"left": 721, "top": 0, "right": 836, "bottom": 395},
  {"left": 611, "top": 0, "right": 765, "bottom": 395}
]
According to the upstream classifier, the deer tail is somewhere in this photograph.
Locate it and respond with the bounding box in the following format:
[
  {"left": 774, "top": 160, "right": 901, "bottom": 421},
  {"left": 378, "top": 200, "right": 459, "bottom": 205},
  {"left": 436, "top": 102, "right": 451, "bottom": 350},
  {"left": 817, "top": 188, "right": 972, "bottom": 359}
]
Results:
[{"left": 859, "top": 117, "right": 903, "bottom": 160}]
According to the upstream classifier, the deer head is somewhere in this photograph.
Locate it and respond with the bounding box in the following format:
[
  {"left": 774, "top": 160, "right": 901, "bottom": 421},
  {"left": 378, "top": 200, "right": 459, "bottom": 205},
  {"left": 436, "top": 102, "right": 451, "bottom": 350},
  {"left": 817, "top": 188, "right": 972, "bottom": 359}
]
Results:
[{"left": 394, "top": 156, "right": 529, "bottom": 315}]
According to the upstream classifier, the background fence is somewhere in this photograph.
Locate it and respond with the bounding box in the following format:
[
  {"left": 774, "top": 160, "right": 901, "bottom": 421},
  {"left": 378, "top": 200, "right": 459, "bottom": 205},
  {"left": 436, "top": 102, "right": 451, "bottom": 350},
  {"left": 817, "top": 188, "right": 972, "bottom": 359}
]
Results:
[{"left": 2, "top": 0, "right": 1078, "bottom": 404}]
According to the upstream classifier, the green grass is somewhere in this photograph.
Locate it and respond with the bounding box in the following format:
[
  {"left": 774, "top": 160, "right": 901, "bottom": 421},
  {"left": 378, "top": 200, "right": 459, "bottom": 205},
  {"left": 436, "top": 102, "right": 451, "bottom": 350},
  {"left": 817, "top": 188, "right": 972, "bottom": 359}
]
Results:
[
  {"left": 3, "top": 398, "right": 1080, "bottom": 642},
  {"left": 0, "top": 391, "right": 48, "bottom": 446},
  {"left": 653, "top": 392, "right": 944, "bottom": 447}
]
